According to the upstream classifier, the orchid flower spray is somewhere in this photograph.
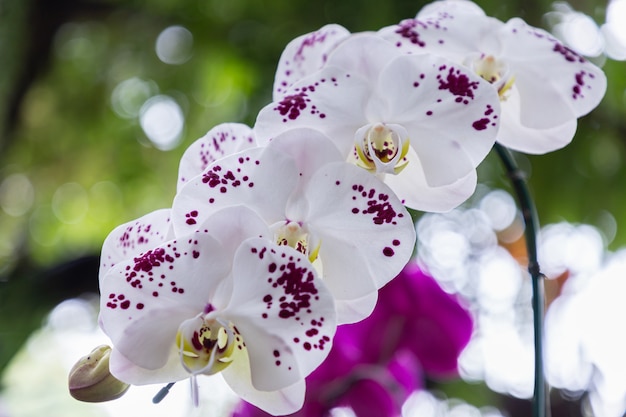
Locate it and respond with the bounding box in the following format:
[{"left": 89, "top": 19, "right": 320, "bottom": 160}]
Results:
[
  {"left": 378, "top": 0, "right": 607, "bottom": 154},
  {"left": 255, "top": 31, "right": 502, "bottom": 212},
  {"left": 68, "top": 1, "right": 610, "bottom": 416},
  {"left": 97, "top": 208, "right": 338, "bottom": 415}
]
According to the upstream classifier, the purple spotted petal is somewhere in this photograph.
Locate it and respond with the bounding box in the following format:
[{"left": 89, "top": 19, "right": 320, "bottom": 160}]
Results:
[
  {"left": 173, "top": 146, "right": 297, "bottom": 235},
  {"left": 305, "top": 162, "right": 416, "bottom": 294},
  {"left": 273, "top": 24, "right": 351, "bottom": 100},
  {"left": 99, "top": 233, "right": 231, "bottom": 369},
  {"left": 256, "top": 66, "right": 372, "bottom": 156},
  {"left": 221, "top": 238, "right": 337, "bottom": 392},
  {"left": 99, "top": 208, "right": 173, "bottom": 284},
  {"left": 177, "top": 123, "right": 256, "bottom": 191},
  {"left": 378, "top": 3, "right": 494, "bottom": 58},
  {"left": 499, "top": 18, "right": 607, "bottom": 129}
]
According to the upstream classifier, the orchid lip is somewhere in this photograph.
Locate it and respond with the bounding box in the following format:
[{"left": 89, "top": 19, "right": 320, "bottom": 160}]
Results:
[
  {"left": 467, "top": 54, "right": 515, "bottom": 100},
  {"left": 352, "top": 123, "right": 410, "bottom": 175},
  {"left": 273, "top": 220, "right": 321, "bottom": 263},
  {"left": 176, "top": 315, "right": 237, "bottom": 377},
  {"left": 176, "top": 315, "right": 240, "bottom": 407}
]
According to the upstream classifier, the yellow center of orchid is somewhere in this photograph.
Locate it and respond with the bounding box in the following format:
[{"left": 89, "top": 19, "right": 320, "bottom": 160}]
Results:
[
  {"left": 353, "top": 123, "right": 410, "bottom": 175},
  {"left": 275, "top": 221, "right": 320, "bottom": 263},
  {"left": 472, "top": 55, "right": 515, "bottom": 100},
  {"left": 176, "top": 317, "right": 237, "bottom": 376}
]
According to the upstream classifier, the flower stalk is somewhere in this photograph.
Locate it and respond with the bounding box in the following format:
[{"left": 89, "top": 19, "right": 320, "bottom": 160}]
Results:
[{"left": 494, "top": 143, "right": 550, "bottom": 417}]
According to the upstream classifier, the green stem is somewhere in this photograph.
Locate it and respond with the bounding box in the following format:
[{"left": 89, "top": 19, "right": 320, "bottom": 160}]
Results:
[{"left": 493, "top": 143, "right": 549, "bottom": 417}]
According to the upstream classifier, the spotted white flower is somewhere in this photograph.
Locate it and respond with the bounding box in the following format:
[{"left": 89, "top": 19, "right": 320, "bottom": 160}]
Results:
[
  {"left": 99, "top": 209, "right": 337, "bottom": 415},
  {"left": 172, "top": 127, "right": 416, "bottom": 324},
  {"left": 255, "top": 33, "right": 501, "bottom": 212},
  {"left": 378, "top": 0, "right": 607, "bottom": 154}
]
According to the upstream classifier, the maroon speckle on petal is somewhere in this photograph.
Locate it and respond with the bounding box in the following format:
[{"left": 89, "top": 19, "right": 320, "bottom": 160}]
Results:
[
  {"left": 200, "top": 162, "right": 251, "bottom": 199},
  {"left": 274, "top": 91, "right": 310, "bottom": 122},
  {"left": 114, "top": 219, "right": 168, "bottom": 257},
  {"left": 294, "top": 30, "right": 330, "bottom": 63},
  {"left": 350, "top": 185, "right": 400, "bottom": 226},
  {"left": 437, "top": 67, "right": 479, "bottom": 104},
  {"left": 395, "top": 19, "right": 427, "bottom": 47},
  {"left": 472, "top": 118, "right": 490, "bottom": 131},
  {"left": 383, "top": 247, "right": 395, "bottom": 257},
  {"left": 572, "top": 70, "right": 591, "bottom": 100},
  {"left": 553, "top": 43, "right": 585, "bottom": 63}
]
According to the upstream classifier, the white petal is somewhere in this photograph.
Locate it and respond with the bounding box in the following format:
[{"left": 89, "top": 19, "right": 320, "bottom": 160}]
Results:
[
  {"left": 500, "top": 18, "right": 607, "bottom": 129},
  {"left": 334, "top": 291, "right": 378, "bottom": 325},
  {"left": 497, "top": 87, "right": 579, "bottom": 154},
  {"left": 195, "top": 205, "right": 272, "bottom": 259},
  {"left": 99, "top": 233, "right": 231, "bottom": 369},
  {"left": 378, "top": 7, "right": 499, "bottom": 59},
  {"left": 324, "top": 34, "right": 402, "bottom": 81},
  {"left": 383, "top": 146, "right": 478, "bottom": 212},
  {"left": 255, "top": 65, "right": 372, "bottom": 155},
  {"left": 269, "top": 128, "right": 343, "bottom": 181},
  {"left": 177, "top": 123, "right": 256, "bottom": 191},
  {"left": 222, "top": 346, "right": 306, "bottom": 415},
  {"left": 105, "top": 307, "right": 197, "bottom": 370},
  {"left": 268, "top": 128, "right": 343, "bottom": 216},
  {"left": 193, "top": 205, "right": 273, "bottom": 305},
  {"left": 376, "top": 54, "right": 499, "bottom": 186},
  {"left": 172, "top": 146, "right": 296, "bottom": 236},
  {"left": 99, "top": 208, "right": 173, "bottom": 284},
  {"left": 222, "top": 238, "right": 336, "bottom": 391},
  {"left": 273, "top": 24, "right": 351, "bottom": 100},
  {"left": 304, "top": 162, "right": 416, "bottom": 303},
  {"left": 417, "top": 0, "right": 486, "bottom": 18},
  {"left": 109, "top": 342, "right": 189, "bottom": 385}
]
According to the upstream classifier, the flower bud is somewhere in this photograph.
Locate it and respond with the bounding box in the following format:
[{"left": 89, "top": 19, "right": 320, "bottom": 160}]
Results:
[{"left": 68, "top": 345, "right": 130, "bottom": 402}]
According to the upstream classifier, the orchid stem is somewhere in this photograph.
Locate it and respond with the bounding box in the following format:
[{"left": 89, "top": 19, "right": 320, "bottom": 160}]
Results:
[{"left": 493, "top": 143, "right": 550, "bottom": 417}]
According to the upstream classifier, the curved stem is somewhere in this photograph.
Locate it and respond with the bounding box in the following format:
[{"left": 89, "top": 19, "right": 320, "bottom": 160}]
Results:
[{"left": 493, "top": 143, "right": 550, "bottom": 417}]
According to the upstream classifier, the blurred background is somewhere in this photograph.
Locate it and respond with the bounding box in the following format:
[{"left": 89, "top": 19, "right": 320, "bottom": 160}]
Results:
[{"left": 1, "top": 0, "right": 625, "bottom": 416}]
